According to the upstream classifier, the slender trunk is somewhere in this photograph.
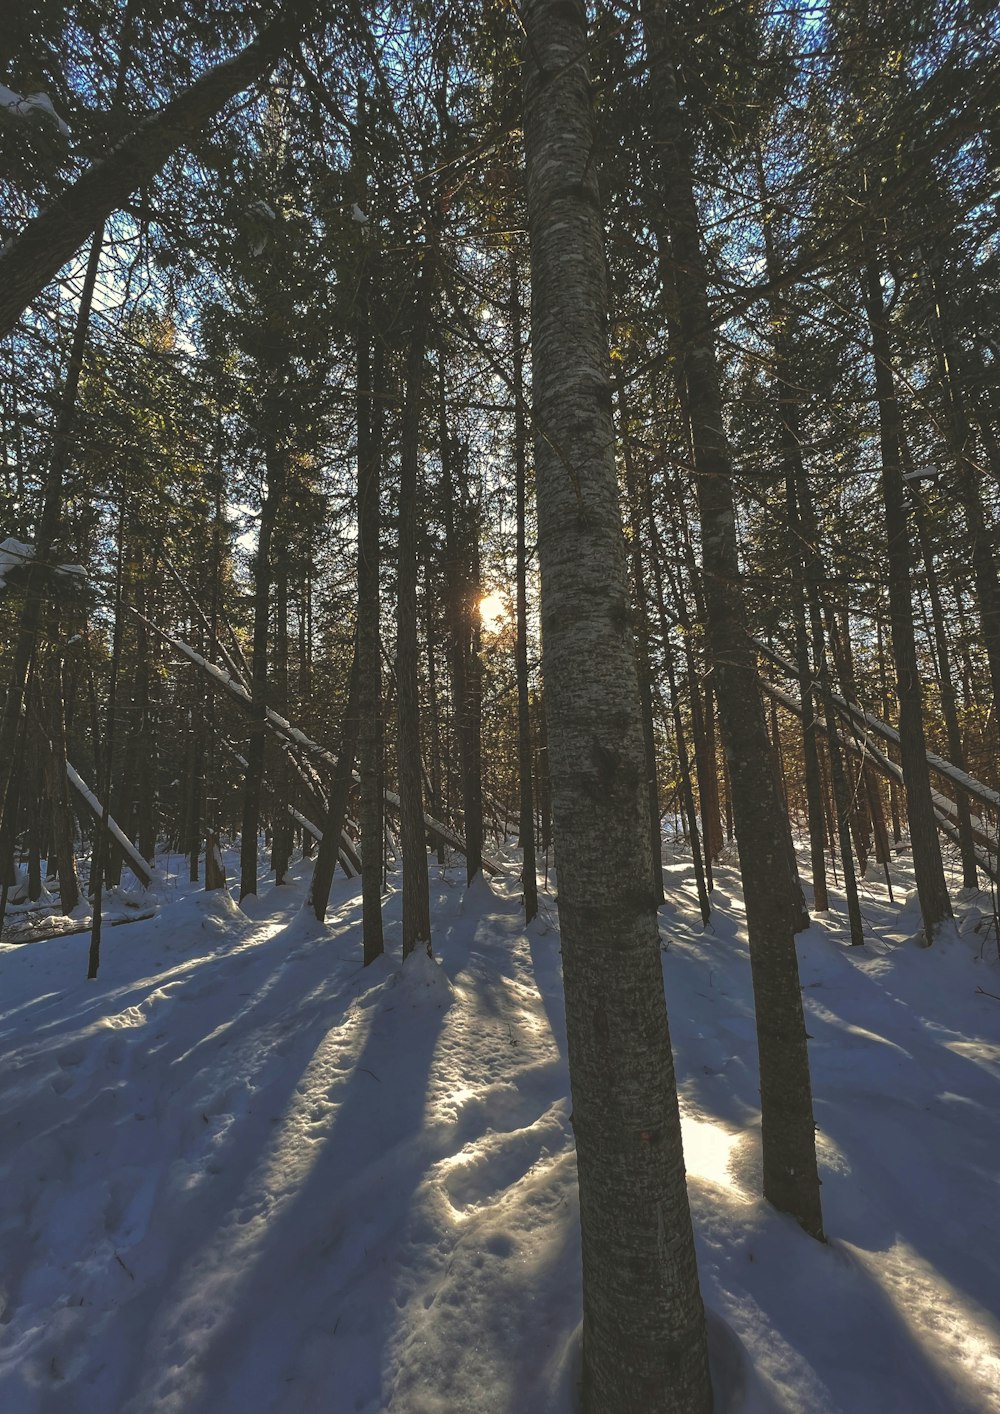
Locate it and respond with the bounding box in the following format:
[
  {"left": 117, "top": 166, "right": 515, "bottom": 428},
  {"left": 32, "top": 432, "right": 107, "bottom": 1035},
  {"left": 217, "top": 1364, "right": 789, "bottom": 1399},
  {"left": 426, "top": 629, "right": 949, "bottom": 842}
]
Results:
[
  {"left": 862, "top": 240, "right": 952, "bottom": 941},
  {"left": 0, "top": 229, "right": 103, "bottom": 845},
  {"left": 617, "top": 385, "right": 665, "bottom": 903},
  {"left": 89, "top": 504, "right": 125, "bottom": 979},
  {"left": 440, "top": 386, "right": 484, "bottom": 888},
  {"left": 310, "top": 643, "right": 361, "bottom": 921},
  {"left": 357, "top": 180, "right": 385, "bottom": 960},
  {"left": 397, "top": 251, "right": 435, "bottom": 956},
  {"left": 641, "top": 0, "right": 822, "bottom": 1238},
  {"left": 240, "top": 445, "right": 286, "bottom": 900},
  {"left": 701, "top": 681, "right": 724, "bottom": 864},
  {"left": 909, "top": 466, "right": 979, "bottom": 888},
  {"left": 523, "top": 5, "right": 713, "bottom": 1408},
  {"left": 271, "top": 565, "right": 293, "bottom": 884},
  {"left": 465, "top": 506, "right": 485, "bottom": 883},
  {"left": 511, "top": 259, "right": 538, "bottom": 923},
  {"left": 666, "top": 648, "right": 711, "bottom": 926},
  {"left": 754, "top": 145, "right": 829, "bottom": 913},
  {"left": 817, "top": 618, "right": 865, "bottom": 947},
  {"left": 424, "top": 568, "right": 447, "bottom": 866},
  {"left": 924, "top": 266, "right": 1000, "bottom": 715},
  {"left": 640, "top": 463, "right": 710, "bottom": 920},
  {"left": 187, "top": 641, "right": 205, "bottom": 883}
]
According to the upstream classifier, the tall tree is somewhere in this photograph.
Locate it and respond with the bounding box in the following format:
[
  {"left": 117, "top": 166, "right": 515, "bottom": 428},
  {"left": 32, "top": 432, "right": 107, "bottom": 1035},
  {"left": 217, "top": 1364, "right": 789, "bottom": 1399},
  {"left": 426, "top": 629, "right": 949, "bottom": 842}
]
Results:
[
  {"left": 639, "top": 0, "right": 824, "bottom": 1240},
  {"left": 522, "top": 2, "right": 713, "bottom": 1410}
]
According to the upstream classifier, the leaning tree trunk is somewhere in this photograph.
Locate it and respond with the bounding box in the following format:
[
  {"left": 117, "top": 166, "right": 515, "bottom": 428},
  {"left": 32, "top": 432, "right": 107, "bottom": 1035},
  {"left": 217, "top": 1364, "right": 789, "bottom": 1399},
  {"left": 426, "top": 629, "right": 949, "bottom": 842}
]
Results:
[
  {"left": 861, "top": 237, "right": 952, "bottom": 942},
  {"left": 0, "top": 6, "right": 320, "bottom": 342},
  {"left": 522, "top": 4, "right": 713, "bottom": 1411},
  {"left": 641, "top": 0, "right": 823, "bottom": 1239}
]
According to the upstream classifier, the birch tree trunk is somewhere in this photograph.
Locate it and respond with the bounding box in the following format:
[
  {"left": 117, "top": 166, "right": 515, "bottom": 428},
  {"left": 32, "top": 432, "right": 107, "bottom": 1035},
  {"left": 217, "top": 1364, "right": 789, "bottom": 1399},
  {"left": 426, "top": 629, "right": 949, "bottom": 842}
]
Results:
[
  {"left": 640, "top": 0, "right": 823, "bottom": 1239},
  {"left": 522, "top": 3, "right": 713, "bottom": 1409}
]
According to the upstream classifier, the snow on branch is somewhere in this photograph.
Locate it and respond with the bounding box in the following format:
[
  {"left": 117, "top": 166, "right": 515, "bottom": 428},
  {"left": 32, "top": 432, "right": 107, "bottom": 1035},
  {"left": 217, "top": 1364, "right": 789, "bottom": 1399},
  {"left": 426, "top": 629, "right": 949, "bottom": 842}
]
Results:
[{"left": 0, "top": 83, "right": 70, "bottom": 138}]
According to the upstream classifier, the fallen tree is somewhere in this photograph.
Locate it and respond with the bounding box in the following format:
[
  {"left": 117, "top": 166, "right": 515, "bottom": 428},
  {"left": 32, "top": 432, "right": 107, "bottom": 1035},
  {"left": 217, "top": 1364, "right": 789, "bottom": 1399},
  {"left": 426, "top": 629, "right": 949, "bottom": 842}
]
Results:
[
  {"left": 144, "top": 619, "right": 508, "bottom": 877},
  {"left": 756, "top": 640, "right": 1000, "bottom": 817},
  {"left": 760, "top": 676, "right": 997, "bottom": 884},
  {"left": 65, "top": 762, "right": 154, "bottom": 888}
]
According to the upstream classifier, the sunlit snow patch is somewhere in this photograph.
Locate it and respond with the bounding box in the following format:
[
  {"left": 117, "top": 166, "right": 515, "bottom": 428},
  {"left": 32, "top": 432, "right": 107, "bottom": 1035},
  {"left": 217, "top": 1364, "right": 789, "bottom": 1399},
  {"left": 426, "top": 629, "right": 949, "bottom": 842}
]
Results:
[{"left": 681, "top": 1113, "right": 742, "bottom": 1191}]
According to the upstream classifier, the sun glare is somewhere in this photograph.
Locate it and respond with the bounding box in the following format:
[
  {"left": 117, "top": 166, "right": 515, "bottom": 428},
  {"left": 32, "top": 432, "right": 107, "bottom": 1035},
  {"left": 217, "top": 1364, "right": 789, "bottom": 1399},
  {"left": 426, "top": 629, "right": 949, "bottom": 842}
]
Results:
[{"left": 479, "top": 592, "right": 508, "bottom": 631}]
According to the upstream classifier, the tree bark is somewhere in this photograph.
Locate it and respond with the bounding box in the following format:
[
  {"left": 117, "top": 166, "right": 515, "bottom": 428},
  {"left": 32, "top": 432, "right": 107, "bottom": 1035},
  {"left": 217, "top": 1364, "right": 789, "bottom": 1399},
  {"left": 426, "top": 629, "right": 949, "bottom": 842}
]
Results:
[
  {"left": 309, "top": 643, "right": 361, "bottom": 922},
  {"left": 641, "top": 0, "right": 822, "bottom": 1238},
  {"left": 862, "top": 242, "right": 952, "bottom": 941},
  {"left": 358, "top": 230, "right": 385, "bottom": 961},
  {"left": 511, "top": 258, "right": 538, "bottom": 923},
  {"left": 617, "top": 384, "right": 665, "bottom": 904},
  {"left": 754, "top": 146, "right": 829, "bottom": 913},
  {"left": 909, "top": 477, "right": 978, "bottom": 888},
  {"left": 240, "top": 444, "right": 286, "bottom": 900},
  {"left": 397, "top": 250, "right": 435, "bottom": 957},
  {"left": 523, "top": 4, "right": 713, "bottom": 1409}
]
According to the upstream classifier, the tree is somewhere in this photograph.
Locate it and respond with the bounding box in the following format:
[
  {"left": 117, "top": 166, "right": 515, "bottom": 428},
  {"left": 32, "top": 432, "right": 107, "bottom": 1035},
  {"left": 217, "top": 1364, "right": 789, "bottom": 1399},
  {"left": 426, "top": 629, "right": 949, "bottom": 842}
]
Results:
[
  {"left": 521, "top": 2, "right": 713, "bottom": 1409},
  {"left": 639, "top": 0, "right": 824, "bottom": 1240},
  {"left": 0, "top": 5, "right": 321, "bottom": 342}
]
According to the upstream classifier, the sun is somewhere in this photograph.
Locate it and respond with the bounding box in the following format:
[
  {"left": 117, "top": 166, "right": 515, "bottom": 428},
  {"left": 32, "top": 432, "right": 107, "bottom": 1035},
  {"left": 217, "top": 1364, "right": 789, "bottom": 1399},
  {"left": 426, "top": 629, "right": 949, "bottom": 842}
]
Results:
[{"left": 479, "top": 591, "right": 508, "bottom": 631}]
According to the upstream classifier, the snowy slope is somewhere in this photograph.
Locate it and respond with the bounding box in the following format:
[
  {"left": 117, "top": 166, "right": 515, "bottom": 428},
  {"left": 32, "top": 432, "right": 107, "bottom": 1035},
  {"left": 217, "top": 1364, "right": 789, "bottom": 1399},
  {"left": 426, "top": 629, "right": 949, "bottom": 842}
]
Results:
[{"left": 0, "top": 847, "right": 998, "bottom": 1413}]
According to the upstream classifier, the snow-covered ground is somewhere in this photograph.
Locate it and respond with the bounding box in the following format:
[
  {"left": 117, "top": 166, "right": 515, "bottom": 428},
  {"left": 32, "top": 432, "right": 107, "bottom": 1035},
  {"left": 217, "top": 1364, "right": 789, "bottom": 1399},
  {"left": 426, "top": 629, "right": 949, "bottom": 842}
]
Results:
[{"left": 0, "top": 843, "right": 998, "bottom": 1413}]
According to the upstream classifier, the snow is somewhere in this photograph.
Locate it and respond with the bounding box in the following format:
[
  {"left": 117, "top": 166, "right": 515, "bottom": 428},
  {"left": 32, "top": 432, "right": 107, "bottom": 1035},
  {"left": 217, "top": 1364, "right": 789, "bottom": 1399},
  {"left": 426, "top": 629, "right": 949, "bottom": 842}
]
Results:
[
  {"left": 0, "top": 84, "right": 70, "bottom": 138},
  {"left": 0, "top": 537, "right": 35, "bottom": 589},
  {"left": 0, "top": 843, "right": 997, "bottom": 1412},
  {"left": 0, "top": 537, "right": 88, "bottom": 592}
]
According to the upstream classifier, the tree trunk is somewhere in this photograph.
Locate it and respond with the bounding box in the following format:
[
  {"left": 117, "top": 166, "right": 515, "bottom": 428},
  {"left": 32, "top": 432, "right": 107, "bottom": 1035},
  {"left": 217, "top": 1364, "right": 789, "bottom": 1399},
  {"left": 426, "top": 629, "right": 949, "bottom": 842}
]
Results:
[
  {"left": 641, "top": 0, "right": 822, "bottom": 1239},
  {"left": 511, "top": 258, "right": 538, "bottom": 923},
  {"left": 618, "top": 385, "right": 665, "bottom": 903},
  {"left": 396, "top": 250, "right": 435, "bottom": 957},
  {"left": 909, "top": 460, "right": 979, "bottom": 888},
  {"left": 40, "top": 667, "right": 79, "bottom": 913},
  {"left": 271, "top": 565, "right": 293, "bottom": 884},
  {"left": 924, "top": 264, "right": 1000, "bottom": 716},
  {"left": 309, "top": 643, "right": 361, "bottom": 921},
  {"left": 240, "top": 444, "right": 286, "bottom": 900},
  {"left": 0, "top": 8, "right": 318, "bottom": 341},
  {"left": 358, "top": 252, "right": 385, "bottom": 960},
  {"left": 0, "top": 228, "right": 104, "bottom": 856},
  {"left": 754, "top": 145, "right": 830, "bottom": 914},
  {"left": 862, "top": 243, "right": 952, "bottom": 941},
  {"left": 522, "top": 4, "right": 713, "bottom": 1409}
]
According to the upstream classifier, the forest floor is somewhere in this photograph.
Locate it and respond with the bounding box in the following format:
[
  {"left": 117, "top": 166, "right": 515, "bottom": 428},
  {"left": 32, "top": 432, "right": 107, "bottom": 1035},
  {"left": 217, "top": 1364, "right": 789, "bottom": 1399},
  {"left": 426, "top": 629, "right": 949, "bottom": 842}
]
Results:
[{"left": 0, "top": 840, "right": 998, "bottom": 1413}]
